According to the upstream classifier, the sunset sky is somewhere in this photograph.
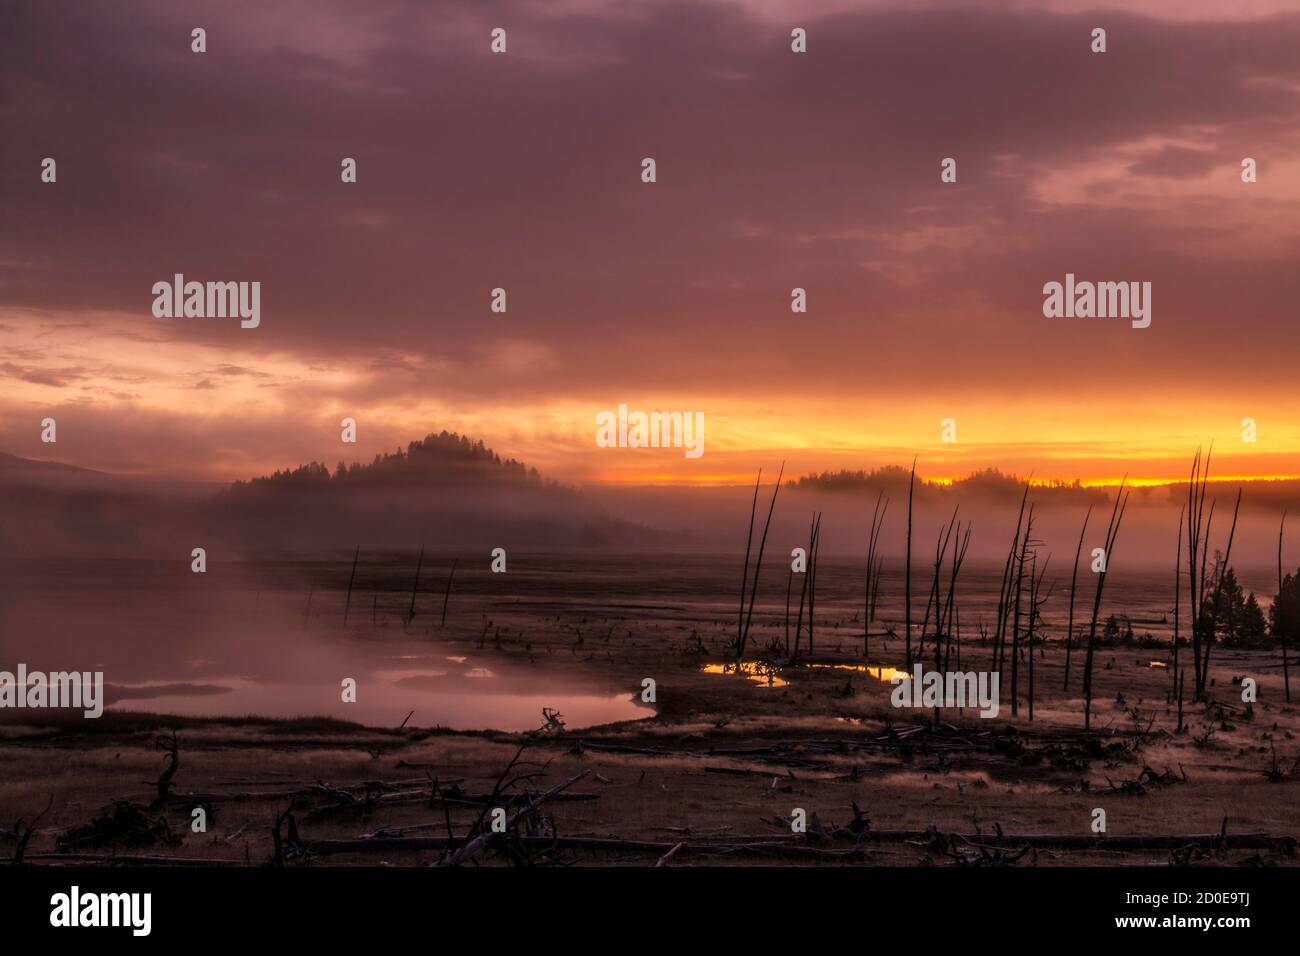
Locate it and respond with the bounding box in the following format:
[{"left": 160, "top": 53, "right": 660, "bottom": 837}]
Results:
[{"left": 3, "top": 0, "right": 1300, "bottom": 487}]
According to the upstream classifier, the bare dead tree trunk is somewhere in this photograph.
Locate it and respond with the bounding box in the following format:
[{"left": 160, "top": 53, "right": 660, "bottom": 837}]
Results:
[
  {"left": 737, "top": 470, "right": 762, "bottom": 654},
  {"left": 1084, "top": 480, "right": 1129, "bottom": 731},
  {"left": 1187, "top": 452, "right": 1201, "bottom": 699},
  {"left": 936, "top": 522, "right": 971, "bottom": 720},
  {"left": 1027, "top": 551, "right": 1036, "bottom": 721},
  {"left": 738, "top": 464, "right": 785, "bottom": 660},
  {"left": 918, "top": 510, "right": 957, "bottom": 666},
  {"left": 440, "top": 556, "right": 459, "bottom": 628},
  {"left": 1177, "top": 667, "right": 1185, "bottom": 733},
  {"left": 408, "top": 545, "right": 425, "bottom": 623},
  {"left": 929, "top": 515, "right": 957, "bottom": 724},
  {"left": 785, "top": 565, "right": 793, "bottom": 655},
  {"left": 864, "top": 490, "right": 888, "bottom": 660},
  {"left": 1201, "top": 488, "right": 1242, "bottom": 692},
  {"left": 1172, "top": 506, "right": 1184, "bottom": 708},
  {"left": 905, "top": 459, "right": 915, "bottom": 667},
  {"left": 870, "top": 556, "right": 883, "bottom": 652},
  {"left": 1196, "top": 498, "right": 1217, "bottom": 697},
  {"left": 1281, "top": 510, "right": 1292, "bottom": 703},
  {"left": 954, "top": 603, "right": 961, "bottom": 674},
  {"left": 1027, "top": 551, "right": 1050, "bottom": 722},
  {"left": 863, "top": 559, "right": 871, "bottom": 660},
  {"left": 1011, "top": 507, "right": 1033, "bottom": 716},
  {"left": 1063, "top": 505, "right": 1092, "bottom": 691},
  {"left": 1187, "top": 447, "right": 1212, "bottom": 701},
  {"left": 808, "top": 513, "right": 822, "bottom": 656},
  {"left": 994, "top": 482, "right": 1031, "bottom": 677},
  {"left": 940, "top": 522, "right": 969, "bottom": 674},
  {"left": 993, "top": 542, "right": 1013, "bottom": 674},
  {"left": 343, "top": 545, "right": 360, "bottom": 626},
  {"left": 792, "top": 513, "right": 815, "bottom": 661}
]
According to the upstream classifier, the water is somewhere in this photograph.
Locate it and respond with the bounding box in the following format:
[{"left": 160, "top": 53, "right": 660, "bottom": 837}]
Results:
[
  {"left": 0, "top": 560, "right": 654, "bottom": 732},
  {"left": 3, "top": 553, "right": 1274, "bottom": 728},
  {"left": 701, "top": 660, "right": 909, "bottom": 688},
  {"left": 103, "top": 651, "right": 652, "bottom": 731}
]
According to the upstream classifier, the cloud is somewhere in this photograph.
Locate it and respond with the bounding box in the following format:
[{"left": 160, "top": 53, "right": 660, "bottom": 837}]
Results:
[
  {"left": 0, "top": 361, "right": 87, "bottom": 387},
  {"left": 2, "top": 1, "right": 1299, "bottom": 481}
]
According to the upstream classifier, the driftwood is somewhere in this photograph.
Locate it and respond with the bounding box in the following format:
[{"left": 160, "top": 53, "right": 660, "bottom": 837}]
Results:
[
  {"left": 26, "top": 852, "right": 234, "bottom": 866},
  {"left": 858, "top": 828, "right": 1289, "bottom": 850},
  {"left": 440, "top": 557, "right": 459, "bottom": 628},
  {"left": 416, "top": 826, "right": 1291, "bottom": 855},
  {"left": 438, "top": 770, "right": 590, "bottom": 866},
  {"left": 654, "top": 841, "right": 685, "bottom": 866},
  {"left": 7, "top": 797, "right": 53, "bottom": 865},
  {"left": 165, "top": 780, "right": 599, "bottom": 813},
  {"left": 306, "top": 786, "right": 599, "bottom": 820},
  {"left": 563, "top": 724, "right": 1154, "bottom": 764},
  {"left": 703, "top": 766, "right": 774, "bottom": 777},
  {"left": 306, "top": 834, "right": 873, "bottom": 861},
  {"left": 25, "top": 828, "right": 1293, "bottom": 867},
  {"left": 343, "top": 545, "right": 360, "bottom": 626},
  {"left": 149, "top": 732, "right": 180, "bottom": 808}
]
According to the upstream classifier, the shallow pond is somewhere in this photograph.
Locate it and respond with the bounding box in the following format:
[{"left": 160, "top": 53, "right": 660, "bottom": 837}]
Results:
[
  {"left": 700, "top": 660, "right": 909, "bottom": 688},
  {"left": 105, "top": 649, "right": 652, "bottom": 731}
]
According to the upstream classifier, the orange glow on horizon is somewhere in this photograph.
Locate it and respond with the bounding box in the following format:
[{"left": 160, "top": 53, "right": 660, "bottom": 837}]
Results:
[
  {"left": 583, "top": 471, "right": 768, "bottom": 486},
  {"left": 1073, "top": 474, "right": 1300, "bottom": 489},
  {"left": 580, "top": 470, "right": 1300, "bottom": 489},
  {"left": 7, "top": 310, "right": 1300, "bottom": 488}
]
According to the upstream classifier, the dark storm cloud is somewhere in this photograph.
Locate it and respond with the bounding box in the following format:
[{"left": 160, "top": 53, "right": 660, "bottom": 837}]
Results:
[{"left": 2, "top": 0, "right": 1299, "bottom": 478}]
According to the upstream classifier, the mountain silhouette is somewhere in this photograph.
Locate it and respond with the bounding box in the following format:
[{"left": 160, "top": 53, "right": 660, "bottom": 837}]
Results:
[{"left": 0, "top": 431, "right": 657, "bottom": 559}]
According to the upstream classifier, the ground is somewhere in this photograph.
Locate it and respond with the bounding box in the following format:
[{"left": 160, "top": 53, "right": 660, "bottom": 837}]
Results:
[{"left": 3, "top": 576, "right": 1296, "bottom": 867}]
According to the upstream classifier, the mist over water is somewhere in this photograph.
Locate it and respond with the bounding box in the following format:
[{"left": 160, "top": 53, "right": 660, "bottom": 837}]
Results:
[
  {"left": 1, "top": 546, "right": 1280, "bottom": 727},
  {"left": 592, "top": 480, "right": 1296, "bottom": 574},
  {"left": 0, "top": 559, "right": 650, "bottom": 731}
]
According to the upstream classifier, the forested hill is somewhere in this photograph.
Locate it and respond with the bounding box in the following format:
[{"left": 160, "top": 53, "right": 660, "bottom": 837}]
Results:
[{"left": 222, "top": 431, "right": 559, "bottom": 494}]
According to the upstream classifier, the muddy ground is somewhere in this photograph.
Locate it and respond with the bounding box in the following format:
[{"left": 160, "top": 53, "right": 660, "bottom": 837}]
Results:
[{"left": 2, "top": 559, "right": 1298, "bottom": 867}]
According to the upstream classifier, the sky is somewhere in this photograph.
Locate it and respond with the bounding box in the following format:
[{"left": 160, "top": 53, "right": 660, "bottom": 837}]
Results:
[{"left": 2, "top": 0, "right": 1300, "bottom": 487}]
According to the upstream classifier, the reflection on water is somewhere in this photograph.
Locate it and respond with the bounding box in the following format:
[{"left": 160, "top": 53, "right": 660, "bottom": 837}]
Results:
[
  {"left": 701, "top": 661, "right": 788, "bottom": 687},
  {"left": 380, "top": 669, "right": 448, "bottom": 682},
  {"left": 805, "top": 663, "right": 910, "bottom": 682},
  {"left": 106, "top": 653, "right": 650, "bottom": 732},
  {"left": 701, "top": 660, "right": 909, "bottom": 688}
]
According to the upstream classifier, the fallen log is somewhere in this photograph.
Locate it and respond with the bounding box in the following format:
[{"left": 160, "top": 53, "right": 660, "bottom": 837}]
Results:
[
  {"left": 654, "top": 841, "right": 684, "bottom": 867},
  {"left": 168, "top": 789, "right": 309, "bottom": 803},
  {"left": 26, "top": 852, "right": 236, "bottom": 866},
  {"left": 568, "top": 742, "right": 685, "bottom": 756},
  {"left": 857, "top": 829, "right": 1290, "bottom": 850},
  {"left": 305, "top": 834, "right": 872, "bottom": 861},
  {"left": 703, "top": 766, "right": 777, "bottom": 777},
  {"left": 438, "top": 770, "right": 591, "bottom": 866},
  {"left": 168, "top": 785, "right": 599, "bottom": 812}
]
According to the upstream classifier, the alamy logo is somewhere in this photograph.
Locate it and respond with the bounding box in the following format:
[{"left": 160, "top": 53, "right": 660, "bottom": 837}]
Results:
[
  {"left": 152, "top": 274, "right": 261, "bottom": 328},
  {"left": 50, "top": 886, "right": 151, "bottom": 936},
  {"left": 0, "top": 665, "right": 103, "bottom": 718},
  {"left": 889, "top": 665, "right": 1000, "bottom": 718},
  {"left": 596, "top": 404, "right": 704, "bottom": 459},
  {"left": 1042, "top": 273, "right": 1150, "bottom": 329}
]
